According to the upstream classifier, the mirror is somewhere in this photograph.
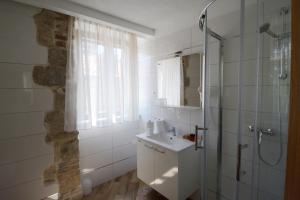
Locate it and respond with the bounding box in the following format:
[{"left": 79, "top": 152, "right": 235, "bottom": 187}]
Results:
[{"left": 157, "top": 53, "right": 202, "bottom": 108}]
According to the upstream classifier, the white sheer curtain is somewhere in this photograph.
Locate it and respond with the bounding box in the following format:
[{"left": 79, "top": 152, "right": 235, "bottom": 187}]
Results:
[
  {"left": 157, "top": 57, "right": 182, "bottom": 106},
  {"left": 65, "top": 18, "right": 138, "bottom": 131}
]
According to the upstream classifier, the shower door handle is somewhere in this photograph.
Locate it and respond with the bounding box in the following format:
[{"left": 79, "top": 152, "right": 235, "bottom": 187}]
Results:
[
  {"left": 195, "top": 125, "right": 208, "bottom": 150},
  {"left": 236, "top": 143, "right": 248, "bottom": 181},
  {"left": 236, "top": 144, "right": 242, "bottom": 181}
]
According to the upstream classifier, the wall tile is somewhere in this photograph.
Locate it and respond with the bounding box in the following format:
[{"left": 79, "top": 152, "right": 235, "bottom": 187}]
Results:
[
  {"left": 207, "top": 107, "right": 220, "bottom": 131},
  {"left": 223, "top": 86, "right": 238, "bottom": 109},
  {"left": 112, "top": 156, "right": 137, "bottom": 179},
  {"left": 243, "top": 60, "right": 258, "bottom": 85},
  {"left": 174, "top": 108, "right": 190, "bottom": 124},
  {"left": 81, "top": 165, "right": 113, "bottom": 188},
  {"left": 113, "top": 129, "right": 138, "bottom": 147},
  {"left": 0, "top": 2, "right": 47, "bottom": 65},
  {"left": 224, "top": 37, "right": 240, "bottom": 63},
  {"left": 238, "top": 183, "right": 252, "bottom": 200},
  {"left": 222, "top": 155, "right": 236, "bottom": 180},
  {"left": 258, "top": 165, "right": 285, "bottom": 197},
  {"left": 79, "top": 133, "right": 112, "bottom": 157},
  {"left": 243, "top": 33, "right": 257, "bottom": 61},
  {"left": 0, "top": 134, "right": 52, "bottom": 165},
  {"left": 207, "top": 170, "right": 217, "bottom": 192},
  {"left": 208, "top": 64, "right": 220, "bottom": 87},
  {"left": 80, "top": 149, "right": 113, "bottom": 171},
  {"left": 208, "top": 41, "right": 220, "bottom": 65},
  {"left": 113, "top": 143, "right": 136, "bottom": 162},
  {"left": 0, "top": 154, "right": 52, "bottom": 189},
  {"left": 0, "top": 89, "right": 53, "bottom": 114},
  {"left": 0, "top": 178, "right": 58, "bottom": 200},
  {"left": 222, "top": 109, "right": 238, "bottom": 133},
  {"left": 241, "top": 86, "right": 257, "bottom": 111},
  {"left": 224, "top": 62, "right": 238, "bottom": 86},
  {"left": 207, "top": 86, "right": 220, "bottom": 108},
  {"left": 190, "top": 109, "right": 203, "bottom": 126},
  {"left": 221, "top": 176, "right": 235, "bottom": 200},
  {"left": 0, "top": 63, "right": 43, "bottom": 89},
  {"left": 0, "top": 112, "right": 45, "bottom": 140}
]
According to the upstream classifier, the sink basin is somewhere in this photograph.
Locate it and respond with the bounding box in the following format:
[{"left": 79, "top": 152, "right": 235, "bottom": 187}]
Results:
[
  {"left": 147, "top": 133, "right": 176, "bottom": 145},
  {"left": 136, "top": 133, "right": 194, "bottom": 152}
]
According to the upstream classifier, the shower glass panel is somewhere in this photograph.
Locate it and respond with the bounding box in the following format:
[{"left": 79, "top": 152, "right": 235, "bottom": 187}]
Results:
[
  {"left": 236, "top": 0, "right": 291, "bottom": 199},
  {"left": 201, "top": 0, "right": 291, "bottom": 199},
  {"left": 256, "top": 0, "right": 291, "bottom": 199},
  {"left": 205, "top": 35, "right": 222, "bottom": 200},
  {"left": 235, "top": 1, "right": 259, "bottom": 200}
]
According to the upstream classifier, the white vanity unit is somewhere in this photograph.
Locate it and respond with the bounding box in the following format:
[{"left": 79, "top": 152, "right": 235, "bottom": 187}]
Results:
[{"left": 136, "top": 133, "right": 201, "bottom": 200}]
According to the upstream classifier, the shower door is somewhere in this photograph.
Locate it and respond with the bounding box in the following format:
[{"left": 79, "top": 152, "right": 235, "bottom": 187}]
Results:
[
  {"left": 235, "top": 0, "right": 291, "bottom": 199},
  {"left": 204, "top": 35, "right": 223, "bottom": 200},
  {"left": 255, "top": 0, "right": 291, "bottom": 199}
]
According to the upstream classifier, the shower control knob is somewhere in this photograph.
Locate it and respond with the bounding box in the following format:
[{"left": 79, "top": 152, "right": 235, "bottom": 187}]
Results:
[
  {"left": 259, "top": 128, "right": 274, "bottom": 136},
  {"left": 248, "top": 125, "right": 255, "bottom": 132}
]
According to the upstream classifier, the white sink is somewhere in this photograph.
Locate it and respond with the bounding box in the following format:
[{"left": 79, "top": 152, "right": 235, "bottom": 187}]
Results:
[
  {"left": 136, "top": 133, "right": 193, "bottom": 152},
  {"left": 147, "top": 133, "right": 176, "bottom": 144}
]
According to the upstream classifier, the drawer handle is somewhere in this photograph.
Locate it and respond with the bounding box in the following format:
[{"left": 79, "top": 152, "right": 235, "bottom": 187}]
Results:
[
  {"left": 155, "top": 148, "right": 165, "bottom": 154},
  {"left": 144, "top": 144, "right": 153, "bottom": 149}
]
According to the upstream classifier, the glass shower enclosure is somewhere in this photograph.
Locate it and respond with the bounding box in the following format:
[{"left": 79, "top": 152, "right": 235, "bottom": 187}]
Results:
[{"left": 200, "top": 0, "right": 291, "bottom": 199}]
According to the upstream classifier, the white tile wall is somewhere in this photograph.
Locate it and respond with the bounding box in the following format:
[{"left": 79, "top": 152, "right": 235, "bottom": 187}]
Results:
[
  {"left": 0, "top": 63, "right": 42, "bottom": 89},
  {"left": 0, "top": 89, "right": 53, "bottom": 114},
  {"left": 0, "top": 135, "right": 52, "bottom": 165},
  {"left": 0, "top": 179, "right": 58, "bottom": 200},
  {"left": 0, "top": 112, "right": 45, "bottom": 140},
  {"left": 78, "top": 121, "right": 141, "bottom": 187},
  {"left": 0, "top": 154, "right": 53, "bottom": 189},
  {"left": 89, "top": 165, "right": 113, "bottom": 187},
  {"left": 224, "top": 62, "right": 239, "bottom": 86},
  {"left": 80, "top": 150, "right": 113, "bottom": 170},
  {"left": 0, "top": 2, "right": 47, "bottom": 65},
  {"left": 0, "top": 1, "right": 55, "bottom": 199}
]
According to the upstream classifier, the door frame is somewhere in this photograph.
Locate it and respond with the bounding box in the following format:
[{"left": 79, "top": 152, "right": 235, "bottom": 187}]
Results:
[{"left": 284, "top": 0, "right": 300, "bottom": 199}]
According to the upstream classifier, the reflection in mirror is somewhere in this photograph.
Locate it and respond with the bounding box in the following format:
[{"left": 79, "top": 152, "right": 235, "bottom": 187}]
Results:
[{"left": 157, "top": 53, "right": 202, "bottom": 108}]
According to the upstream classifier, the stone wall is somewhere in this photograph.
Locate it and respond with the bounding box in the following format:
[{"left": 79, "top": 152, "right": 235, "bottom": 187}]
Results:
[{"left": 33, "top": 10, "right": 82, "bottom": 200}]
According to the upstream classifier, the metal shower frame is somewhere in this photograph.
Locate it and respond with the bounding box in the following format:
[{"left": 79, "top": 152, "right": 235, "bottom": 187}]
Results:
[{"left": 198, "top": 2, "right": 225, "bottom": 200}]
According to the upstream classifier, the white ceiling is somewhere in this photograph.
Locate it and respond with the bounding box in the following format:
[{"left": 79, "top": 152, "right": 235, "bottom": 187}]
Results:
[{"left": 65, "top": 0, "right": 250, "bottom": 37}]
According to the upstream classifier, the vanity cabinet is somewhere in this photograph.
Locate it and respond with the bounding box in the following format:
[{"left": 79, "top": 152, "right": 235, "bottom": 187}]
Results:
[
  {"left": 136, "top": 139, "right": 155, "bottom": 184},
  {"left": 137, "top": 138, "right": 201, "bottom": 200}
]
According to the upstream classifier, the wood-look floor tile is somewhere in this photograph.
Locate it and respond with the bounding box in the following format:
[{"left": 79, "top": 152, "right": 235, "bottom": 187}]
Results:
[{"left": 82, "top": 170, "right": 167, "bottom": 200}]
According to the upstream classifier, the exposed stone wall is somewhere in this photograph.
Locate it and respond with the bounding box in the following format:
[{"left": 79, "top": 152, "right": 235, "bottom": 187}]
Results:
[{"left": 33, "top": 10, "right": 82, "bottom": 200}]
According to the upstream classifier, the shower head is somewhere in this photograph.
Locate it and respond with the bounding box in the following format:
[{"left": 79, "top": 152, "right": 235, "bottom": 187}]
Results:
[
  {"left": 259, "top": 23, "right": 271, "bottom": 33},
  {"left": 198, "top": 0, "right": 216, "bottom": 31},
  {"left": 259, "top": 23, "right": 280, "bottom": 39}
]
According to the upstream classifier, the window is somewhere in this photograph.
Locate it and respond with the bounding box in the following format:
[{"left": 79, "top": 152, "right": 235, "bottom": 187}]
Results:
[{"left": 68, "top": 18, "right": 138, "bottom": 130}]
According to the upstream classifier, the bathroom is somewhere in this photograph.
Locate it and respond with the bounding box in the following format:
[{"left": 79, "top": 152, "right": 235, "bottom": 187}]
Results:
[{"left": 0, "top": 0, "right": 298, "bottom": 199}]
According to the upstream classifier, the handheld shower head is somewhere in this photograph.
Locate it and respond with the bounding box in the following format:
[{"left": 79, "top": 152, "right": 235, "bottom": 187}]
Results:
[
  {"left": 259, "top": 23, "right": 280, "bottom": 38},
  {"left": 260, "top": 23, "right": 270, "bottom": 33}
]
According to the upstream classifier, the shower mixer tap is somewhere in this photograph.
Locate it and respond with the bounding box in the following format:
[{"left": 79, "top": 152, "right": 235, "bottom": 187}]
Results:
[
  {"left": 259, "top": 128, "right": 274, "bottom": 136},
  {"left": 248, "top": 125, "right": 274, "bottom": 136}
]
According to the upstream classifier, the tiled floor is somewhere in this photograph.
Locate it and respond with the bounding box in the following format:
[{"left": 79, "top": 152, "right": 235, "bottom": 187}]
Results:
[{"left": 82, "top": 170, "right": 168, "bottom": 200}]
